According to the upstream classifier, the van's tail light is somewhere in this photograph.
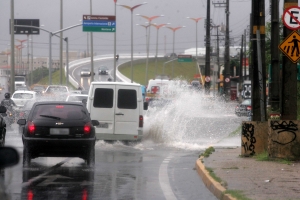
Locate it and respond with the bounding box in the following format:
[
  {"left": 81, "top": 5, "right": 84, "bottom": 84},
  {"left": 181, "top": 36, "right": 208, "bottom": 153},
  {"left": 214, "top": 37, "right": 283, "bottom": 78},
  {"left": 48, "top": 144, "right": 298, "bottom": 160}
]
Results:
[
  {"left": 84, "top": 122, "right": 91, "bottom": 135},
  {"left": 139, "top": 115, "right": 143, "bottom": 127},
  {"left": 28, "top": 121, "right": 35, "bottom": 135}
]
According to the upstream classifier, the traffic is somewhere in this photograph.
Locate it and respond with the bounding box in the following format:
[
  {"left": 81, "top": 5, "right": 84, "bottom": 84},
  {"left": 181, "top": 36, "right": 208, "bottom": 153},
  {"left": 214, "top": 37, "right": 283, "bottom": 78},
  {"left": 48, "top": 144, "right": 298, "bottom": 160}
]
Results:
[{"left": 0, "top": 55, "right": 246, "bottom": 199}]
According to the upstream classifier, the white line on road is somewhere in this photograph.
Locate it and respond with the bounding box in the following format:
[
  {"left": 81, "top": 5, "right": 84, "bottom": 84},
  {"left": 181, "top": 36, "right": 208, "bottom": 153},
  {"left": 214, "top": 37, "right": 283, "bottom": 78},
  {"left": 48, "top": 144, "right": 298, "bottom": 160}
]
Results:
[{"left": 159, "top": 155, "right": 177, "bottom": 200}]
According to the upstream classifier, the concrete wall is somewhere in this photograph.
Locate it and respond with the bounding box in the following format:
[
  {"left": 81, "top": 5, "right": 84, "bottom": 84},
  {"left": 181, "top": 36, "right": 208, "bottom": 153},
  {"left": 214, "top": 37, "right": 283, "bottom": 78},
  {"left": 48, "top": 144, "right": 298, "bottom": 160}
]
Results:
[
  {"left": 241, "top": 121, "right": 269, "bottom": 156},
  {"left": 268, "top": 120, "right": 300, "bottom": 160},
  {"left": 241, "top": 120, "right": 300, "bottom": 160}
]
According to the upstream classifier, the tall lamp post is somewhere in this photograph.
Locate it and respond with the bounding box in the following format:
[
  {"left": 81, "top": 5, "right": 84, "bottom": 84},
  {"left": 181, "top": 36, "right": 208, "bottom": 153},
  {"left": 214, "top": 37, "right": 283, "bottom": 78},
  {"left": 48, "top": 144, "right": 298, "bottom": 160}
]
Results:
[
  {"left": 186, "top": 17, "right": 202, "bottom": 74},
  {"left": 136, "top": 14, "right": 163, "bottom": 84},
  {"left": 137, "top": 14, "right": 164, "bottom": 84},
  {"left": 14, "top": 24, "right": 81, "bottom": 85},
  {"left": 165, "top": 26, "right": 185, "bottom": 78},
  {"left": 117, "top": 2, "right": 147, "bottom": 83},
  {"left": 136, "top": 23, "right": 150, "bottom": 84},
  {"left": 16, "top": 39, "right": 27, "bottom": 74},
  {"left": 152, "top": 23, "right": 168, "bottom": 76}
]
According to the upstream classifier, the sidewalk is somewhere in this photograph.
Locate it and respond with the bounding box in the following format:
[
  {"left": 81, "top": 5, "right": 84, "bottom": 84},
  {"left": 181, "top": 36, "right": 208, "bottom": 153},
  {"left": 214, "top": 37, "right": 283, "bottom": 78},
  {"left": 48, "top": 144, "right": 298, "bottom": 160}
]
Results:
[{"left": 196, "top": 138, "right": 300, "bottom": 200}]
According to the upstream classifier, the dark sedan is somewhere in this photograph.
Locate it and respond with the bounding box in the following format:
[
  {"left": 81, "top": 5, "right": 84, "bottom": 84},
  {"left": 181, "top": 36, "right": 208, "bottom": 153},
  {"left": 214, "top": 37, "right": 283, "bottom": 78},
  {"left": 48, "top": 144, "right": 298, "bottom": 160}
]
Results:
[
  {"left": 17, "top": 101, "right": 99, "bottom": 166},
  {"left": 235, "top": 99, "right": 251, "bottom": 116}
]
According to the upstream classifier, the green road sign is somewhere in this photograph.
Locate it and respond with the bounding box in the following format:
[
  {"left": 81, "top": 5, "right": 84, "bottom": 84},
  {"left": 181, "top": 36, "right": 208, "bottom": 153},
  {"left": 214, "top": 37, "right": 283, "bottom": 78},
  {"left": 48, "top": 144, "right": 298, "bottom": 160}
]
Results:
[
  {"left": 83, "top": 26, "right": 115, "bottom": 32},
  {"left": 177, "top": 55, "right": 192, "bottom": 62}
]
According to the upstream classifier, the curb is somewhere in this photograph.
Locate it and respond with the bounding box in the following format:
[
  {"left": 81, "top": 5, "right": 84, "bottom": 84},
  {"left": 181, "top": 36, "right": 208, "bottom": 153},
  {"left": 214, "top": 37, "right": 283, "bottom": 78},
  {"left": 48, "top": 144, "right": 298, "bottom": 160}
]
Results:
[{"left": 195, "top": 157, "right": 236, "bottom": 200}]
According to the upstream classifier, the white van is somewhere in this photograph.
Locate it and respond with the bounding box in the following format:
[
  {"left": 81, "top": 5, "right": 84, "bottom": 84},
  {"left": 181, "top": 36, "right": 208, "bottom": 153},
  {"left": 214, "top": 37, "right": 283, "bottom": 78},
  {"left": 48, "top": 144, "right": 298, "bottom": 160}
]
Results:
[{"left": 86, "top": 82, "right": 148, "bottom": 141}]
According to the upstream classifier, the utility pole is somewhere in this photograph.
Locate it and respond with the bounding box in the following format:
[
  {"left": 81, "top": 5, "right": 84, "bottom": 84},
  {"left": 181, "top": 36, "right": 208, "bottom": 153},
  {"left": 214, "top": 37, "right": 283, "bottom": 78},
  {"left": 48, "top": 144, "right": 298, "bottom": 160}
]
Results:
[
  {"left": 281, "top": 0, "right": 298, "bottom": 120},
  {"left": 269, "top": 0, "right": 280, "bottom": 114},
  {"left": 239, "top": 34, "right": 244, "bottom": 100},
  {"left": 224, "top": 0, "right": 230, "bottom": 98},
  {"left": 205, "top": 0, "right": 211, "bottom": 94},
  {"left": 244, "top": 29, "right": 247, "bottom": 80},
  {"left": 60, "top": 0, "right": 63, "bottom": 85},
  {"left": 251, "top": 0, "right": 266, "bottom": 121}
]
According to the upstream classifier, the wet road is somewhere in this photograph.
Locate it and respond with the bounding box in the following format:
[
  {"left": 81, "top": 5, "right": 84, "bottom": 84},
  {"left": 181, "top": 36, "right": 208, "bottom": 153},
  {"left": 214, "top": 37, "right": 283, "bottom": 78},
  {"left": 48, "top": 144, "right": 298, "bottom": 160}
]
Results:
[
  {"left": 3, "top": 100, "right": 245, "bottom": 200},
  {"left": 4, "top": 127, "right": 223, "bottom": 200},
  {"left": 1, "top": 57, "right": 247, "bottom": 199}
]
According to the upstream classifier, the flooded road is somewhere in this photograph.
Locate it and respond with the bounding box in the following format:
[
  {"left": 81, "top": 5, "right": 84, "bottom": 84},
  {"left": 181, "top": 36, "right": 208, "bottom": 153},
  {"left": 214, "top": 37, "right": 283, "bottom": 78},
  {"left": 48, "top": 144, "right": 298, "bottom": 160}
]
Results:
[{"left": 2, "top": 87, "right": 246, "bottom": 200}]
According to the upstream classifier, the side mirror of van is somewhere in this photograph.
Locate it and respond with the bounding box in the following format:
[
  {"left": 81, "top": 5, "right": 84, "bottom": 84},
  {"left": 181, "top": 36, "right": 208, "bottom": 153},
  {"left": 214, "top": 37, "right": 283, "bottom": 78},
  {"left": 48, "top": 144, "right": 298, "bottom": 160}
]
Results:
[{"left": 143, "top": 102, "right": 148, "bottom": 110}]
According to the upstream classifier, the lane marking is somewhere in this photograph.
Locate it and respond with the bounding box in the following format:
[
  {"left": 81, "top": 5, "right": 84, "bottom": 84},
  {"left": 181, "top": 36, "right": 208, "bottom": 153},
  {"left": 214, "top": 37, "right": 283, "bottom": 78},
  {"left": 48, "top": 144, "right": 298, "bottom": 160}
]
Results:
[
  {"left": 159, "top": 155, "right": 177, "bottom": 200},
  {"left": 22, "top": 158, "right": 72, "bottom": 187}
]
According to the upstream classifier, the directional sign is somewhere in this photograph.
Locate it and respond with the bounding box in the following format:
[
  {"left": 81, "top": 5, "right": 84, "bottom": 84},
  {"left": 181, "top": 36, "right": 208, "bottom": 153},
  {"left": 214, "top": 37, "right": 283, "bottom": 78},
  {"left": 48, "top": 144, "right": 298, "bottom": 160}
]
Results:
[
  {"left": 177, "top": 55, "right": 192, "bottom": 62},
  {"left": 279, "top": 30, "right": 300, "bottom": 63},
  {"left": 10, "top": 19, "right": 40, "bottom": 35},
  {"left": 282, "top": 6, "right": 300, "bottom": 30},
  {"left": 82, "top": 15, "right": 116, "bottom": 32}
]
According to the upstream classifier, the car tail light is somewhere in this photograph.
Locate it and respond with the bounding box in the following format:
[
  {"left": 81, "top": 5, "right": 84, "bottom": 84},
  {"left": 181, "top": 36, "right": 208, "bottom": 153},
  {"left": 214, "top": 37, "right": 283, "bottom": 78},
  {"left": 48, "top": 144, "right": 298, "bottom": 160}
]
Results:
[
  {"left": 28, "top": 121, "right": 35, "bottom": 135},
  {"left": 139, "top": 115, "right": 143, "bottom": 127},
  {"left": 82, "top": 189, "right": 88, "bottom": 200},
  {"left": 27, "top": 190, "right": 34, "bottom": 200},
  {"left": 56, "top": 105, "right": 64, "bottom": 109},
  {"left": 246, "top": 106, "right": 252, "bottom": 111},
  {"left": 84, "top": 122, "right": 91, "bottom": 135}
]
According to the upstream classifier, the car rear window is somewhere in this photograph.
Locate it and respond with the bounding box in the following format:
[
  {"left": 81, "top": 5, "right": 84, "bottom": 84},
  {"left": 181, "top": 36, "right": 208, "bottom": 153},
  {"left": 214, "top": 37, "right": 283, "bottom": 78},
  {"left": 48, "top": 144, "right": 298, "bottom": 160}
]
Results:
[
  {"left": 117, "top": 89, "right": 137, "bottom": 109},
  {"left": 13, "top": 93, "right": 33, "bottom": 99},
  {"left": 31, "top": 104, "right": 87, "bottom": 120}
]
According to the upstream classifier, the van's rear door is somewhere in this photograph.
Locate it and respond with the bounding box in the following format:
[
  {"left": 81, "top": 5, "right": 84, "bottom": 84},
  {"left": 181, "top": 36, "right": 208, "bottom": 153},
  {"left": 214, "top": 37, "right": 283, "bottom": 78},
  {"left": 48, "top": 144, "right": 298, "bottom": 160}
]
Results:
[
  {"left": 115, "top": 85, "right": 139, "bottom": 136},
  {"left": 91, "top": 84, "right": 115, "bottom": 136}
]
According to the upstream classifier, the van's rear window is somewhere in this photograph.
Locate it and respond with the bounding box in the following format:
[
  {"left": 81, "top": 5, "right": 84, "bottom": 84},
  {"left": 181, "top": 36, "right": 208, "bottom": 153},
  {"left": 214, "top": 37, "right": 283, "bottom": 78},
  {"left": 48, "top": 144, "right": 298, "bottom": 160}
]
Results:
[
  {"left": 94, "top": 88, "right": 113, "bottom": 108},
  {"left": 118, "top": 89, "right": 137, "bottom": 109}
]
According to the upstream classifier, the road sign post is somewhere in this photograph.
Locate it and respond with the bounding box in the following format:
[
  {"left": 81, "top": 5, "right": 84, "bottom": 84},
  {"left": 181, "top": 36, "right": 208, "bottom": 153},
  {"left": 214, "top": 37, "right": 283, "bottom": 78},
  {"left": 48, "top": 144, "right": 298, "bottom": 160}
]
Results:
[
  {"left": 279, "top": 30, "right": 300, "bottom": 63},
  {"left": 82, "top": 15, "right": 116, "bottom": 32},
  {"left": 177, "top": 55, "right": 192, "bottom": 62},
  {"left": 282, "top": 6, "right": 300, "bottom": 30}
]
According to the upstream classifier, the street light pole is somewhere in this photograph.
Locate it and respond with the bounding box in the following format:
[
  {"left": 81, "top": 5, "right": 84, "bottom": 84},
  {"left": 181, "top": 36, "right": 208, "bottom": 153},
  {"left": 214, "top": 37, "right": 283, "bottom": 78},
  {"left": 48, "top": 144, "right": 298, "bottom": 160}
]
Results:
[
  {"left": 117, "top": 2, "right": 147, "bottom": 83},
  {"left": 14, "top": 24, "right": 82, "bottom": 85},
  {"left": 10, "top": 0, "right": 15, "bottom": 93},
  {"left": 152, "top": 23, "right": 168, "bottom": 76},
  {"left": 136, "top": 23, "right": 150, "bottom": 84},
  {"left": 113, "top": 0, "right": 117, "bottom": 81},
  {"left": 90, "top": 0, "right": 94, "bottom": 82},
  {"left": 166, "top": 26, "right": 185, "bottom": 78},
  {"left": 136, "top": 14, "right": 163, "bottom": 84},
  {"left": 186, "top": 17, "right": 202, "bottom": 74}
]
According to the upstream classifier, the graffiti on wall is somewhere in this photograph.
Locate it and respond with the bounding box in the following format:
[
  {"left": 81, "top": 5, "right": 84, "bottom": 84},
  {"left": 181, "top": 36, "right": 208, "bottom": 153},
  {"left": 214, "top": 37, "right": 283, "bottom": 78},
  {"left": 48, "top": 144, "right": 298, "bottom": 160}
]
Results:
[
  {"left": 270, "top": 121, "right": 298, "bottom": 145},
  {"left": 242, "top": 123, "right": 256, "bottom": 155}
]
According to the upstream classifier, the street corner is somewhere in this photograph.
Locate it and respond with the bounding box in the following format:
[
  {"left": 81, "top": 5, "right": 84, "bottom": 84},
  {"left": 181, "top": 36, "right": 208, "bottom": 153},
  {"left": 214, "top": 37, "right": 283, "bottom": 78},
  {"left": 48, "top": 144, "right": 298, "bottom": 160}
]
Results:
[{"left": 195, "top": 157, "right": 236, "bottom": 200}]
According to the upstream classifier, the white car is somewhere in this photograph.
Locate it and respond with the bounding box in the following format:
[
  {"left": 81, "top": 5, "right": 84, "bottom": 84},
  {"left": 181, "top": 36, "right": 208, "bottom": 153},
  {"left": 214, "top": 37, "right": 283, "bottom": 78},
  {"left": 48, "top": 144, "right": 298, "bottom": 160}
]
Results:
[
  {"left": 11, "top": 90, "right": 37, "bottom": 107},
  {"left": 80, "top": 68, "right": 91, "bottom": 77},
  {"left": 65, "top": 94, "right": 88, "bottom": 103}
]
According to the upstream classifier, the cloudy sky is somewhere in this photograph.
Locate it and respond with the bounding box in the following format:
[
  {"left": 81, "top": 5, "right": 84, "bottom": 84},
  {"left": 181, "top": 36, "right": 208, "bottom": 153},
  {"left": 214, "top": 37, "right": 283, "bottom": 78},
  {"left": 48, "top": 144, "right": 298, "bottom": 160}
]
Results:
[{"left": 0, "top": 0, "right": 287, "bottom": 59}]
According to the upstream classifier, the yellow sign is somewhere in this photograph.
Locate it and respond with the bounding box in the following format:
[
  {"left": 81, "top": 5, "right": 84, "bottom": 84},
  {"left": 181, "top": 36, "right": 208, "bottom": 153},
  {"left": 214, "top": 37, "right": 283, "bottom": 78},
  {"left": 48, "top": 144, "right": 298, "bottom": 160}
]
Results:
[{"left": 279, "top": 31, "right": 300, "bottom": 63}]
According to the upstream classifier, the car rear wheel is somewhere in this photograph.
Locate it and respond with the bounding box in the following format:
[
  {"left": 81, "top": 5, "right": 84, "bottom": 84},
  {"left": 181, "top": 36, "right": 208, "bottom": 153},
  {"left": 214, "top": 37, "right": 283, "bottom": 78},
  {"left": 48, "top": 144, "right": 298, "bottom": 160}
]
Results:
[
  {"left": 23, "top": 146, "right": 31, "bottom": 166},
  {"left": 86, "top": 146, "right": 95, "bottom": 167}
]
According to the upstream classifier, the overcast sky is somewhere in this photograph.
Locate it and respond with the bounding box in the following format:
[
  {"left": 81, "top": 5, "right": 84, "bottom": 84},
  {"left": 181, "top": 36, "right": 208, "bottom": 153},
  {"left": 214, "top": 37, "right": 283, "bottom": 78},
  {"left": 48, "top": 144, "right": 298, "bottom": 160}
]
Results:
[{"left": 0, "top": 0, "right": 288, "bottom": 59}]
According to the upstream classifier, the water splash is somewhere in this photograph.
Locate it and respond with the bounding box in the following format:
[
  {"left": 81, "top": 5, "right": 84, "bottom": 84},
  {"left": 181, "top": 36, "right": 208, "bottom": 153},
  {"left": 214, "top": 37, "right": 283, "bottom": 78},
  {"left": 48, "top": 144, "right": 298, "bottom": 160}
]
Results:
[{"left": 143, "top": 79, "right": 240, "bottom": 150}]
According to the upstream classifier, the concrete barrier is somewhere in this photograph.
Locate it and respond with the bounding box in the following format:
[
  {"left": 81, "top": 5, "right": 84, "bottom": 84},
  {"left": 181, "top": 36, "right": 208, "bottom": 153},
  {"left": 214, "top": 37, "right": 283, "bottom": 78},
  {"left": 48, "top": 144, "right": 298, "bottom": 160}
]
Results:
[
  {"left": 268, "top": 120, "right": 300, "bottom": 160},
  {"left": 241, "top": 121, "right": 268, "bottom": 156}
]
